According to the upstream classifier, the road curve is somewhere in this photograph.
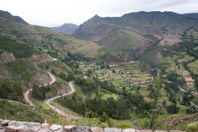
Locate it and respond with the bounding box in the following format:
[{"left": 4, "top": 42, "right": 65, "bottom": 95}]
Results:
[
  {"left": 23, "top": 72, "right": 57, "bottom": 106},
  {"left": 24, "top": 89, "right": 35, "bottom": 106},
  {"left": 44, "top": 81, "right": 76, "bottom": 117},
  {"left": 46, "top": 72, "right": 56, "bottom": 85}
]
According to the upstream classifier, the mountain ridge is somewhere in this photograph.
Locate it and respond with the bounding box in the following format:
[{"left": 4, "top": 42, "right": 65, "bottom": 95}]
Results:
[
  {"left": 51, "top": 23, "right": 78, "bottom": 35},
  {"left": 0, "top": 10, "right": 28, "bottom": 24},
  {"left": 73, "top": 11, "right": 198, "bottom": 59}
]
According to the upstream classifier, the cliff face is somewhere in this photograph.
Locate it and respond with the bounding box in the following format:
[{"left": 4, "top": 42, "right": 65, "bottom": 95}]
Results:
[{"left": 0, "top": 119, "right": 185, "bottom": 132}]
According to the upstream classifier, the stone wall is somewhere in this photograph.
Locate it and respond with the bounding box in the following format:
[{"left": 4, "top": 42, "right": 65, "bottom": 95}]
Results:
[{"left": 0, "top": 119, "right": 185, "bottom": 132}]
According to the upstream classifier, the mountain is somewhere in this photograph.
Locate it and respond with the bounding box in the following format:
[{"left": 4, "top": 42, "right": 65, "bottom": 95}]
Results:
[
  {"left": 0, "top": 9, "right": 198, "bottom": 131},
  {"left": 0, "top": 10, "right": 28, "bottom": 24},
  {"left": 74, "top": 11, "right": 198, "bottom": 60},
  {"left": 0, "top": 10, "right": 104, "bottom": 59},
  {"left": 51, "top": 23, "right": 78, "bottom": 35},
  {"left": 183, "top": 13, "right": 198, "bottom": 21}
]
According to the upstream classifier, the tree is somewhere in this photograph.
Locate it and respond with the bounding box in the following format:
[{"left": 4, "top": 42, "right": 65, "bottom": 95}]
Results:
[
  {"left": 100, "top": 112, "right": 112, "bottom": 127},
  {"left": 0, "top": 79, "right": 23, "bottom": 101},
  {"left": 167, "top": 104, "right": 179, "bottom": 114},
  {"left": 149, "top": 76, "right": 163, "bottom": 130}
]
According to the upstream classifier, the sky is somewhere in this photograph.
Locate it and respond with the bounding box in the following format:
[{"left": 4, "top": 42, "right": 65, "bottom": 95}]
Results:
[{"left": 0, "top": 0, "right": 198, "bottom": 27}]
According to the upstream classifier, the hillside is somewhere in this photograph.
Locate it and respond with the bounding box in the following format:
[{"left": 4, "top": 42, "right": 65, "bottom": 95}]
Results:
[
  {"left": 0, "top": 10, "right": 28, "bottom": 24},
  {"left": 51, "top": 23, "right": 78, "bottom": 35},
  {"left": 74, "top": 12, "right": 198, "bottom": 60},
  {"left": 0, "top": 10, "right": 104, "bottom": 60},
  {"left": 0, "top": 9, "right": 198, "bottom": 131}
]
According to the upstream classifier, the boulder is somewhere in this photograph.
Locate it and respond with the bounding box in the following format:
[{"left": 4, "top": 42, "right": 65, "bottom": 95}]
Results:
[
  {"left": 0, "top": 120, "right": 10, "bottom": 126},
  {"left": 90, "top": 127, "right": 103, "bottom": 132},
  {"left": 37, "top": 128, "right": 50, "bottom": 132},
  {"left": 136, "top": 130, "right": 153, "bottom": 132},
  {"left": 0, "top": 128, "right": 5, "bottom": 132},
  {"left": 25, "top": 122, "right": 40, "bottom": 127},
  {"left": 63, "top": 125, "right": 76, "bottom": 132},
  {"left": 72, "top": 126, "right": 91, "bottom": 132},
  {"left": 49, "top": 124, "right": 63, "bottom": 131},
  {"left": 104, "top": 128, "right": 122, "bottom": 132},
  {"left": 8, "top": 121, "right": 17, "bottom": 126},
  {"left": 5, "top": 125, "right": 29, "bottom": 132},
  {"left": 27, "top": 122, "right": 41, "bottom": 132},
  {"left": 122, "top": 128, "right": 136, "bottom": 132},
  {"left": 41, "top": 123, "right": 50, "bottom": 129},
  {"left": 155, "top": 130, "right": 167, "bottom": 132}
]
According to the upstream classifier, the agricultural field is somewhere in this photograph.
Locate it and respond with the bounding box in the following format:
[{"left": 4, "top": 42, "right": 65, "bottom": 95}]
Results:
[
  {"left": 80, "top": 61, "right": 153, "bottom": 96},
  {"left": 162, "top": 52, "right": 196, "bottom": 90}
]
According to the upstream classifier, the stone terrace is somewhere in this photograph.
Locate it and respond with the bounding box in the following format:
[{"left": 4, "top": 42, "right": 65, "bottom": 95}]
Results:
[{"left": 0, "top": 119, "right": 185, "bottom": 132}]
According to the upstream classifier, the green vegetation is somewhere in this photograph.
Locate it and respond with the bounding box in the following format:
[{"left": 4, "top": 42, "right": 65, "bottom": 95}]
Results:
[
  {"left": 0, "top": 36, "right": 34, "bottom": 58},
  {"left": 187, "top": 122, "right": 198, "bottom": 132},
  {"left": 0, "top": 79, "right": 23, "bottom": 101},
  {"left": 32, "top": 85, "right": 51, "bottom": 100},
  {"left": 5, "top": 59, "right": 39, "bottom": 81},
  {"left": 0, "top": 10, "right": 198, "bottom": 131},
  {"left": 0, "top": 99, "right": 68, "bottom": 124}
]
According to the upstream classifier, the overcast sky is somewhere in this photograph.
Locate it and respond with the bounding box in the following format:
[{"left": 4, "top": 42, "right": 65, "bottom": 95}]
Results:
[{"left": 0, "top": 0, "right": 198, "bottom": 27}]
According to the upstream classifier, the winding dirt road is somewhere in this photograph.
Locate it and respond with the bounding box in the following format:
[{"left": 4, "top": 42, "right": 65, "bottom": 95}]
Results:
[
  {"left": 23, "top": 72, "right": 57, "bottom": 106},
  {"left": 24, "top": 70, "right": 78, "bottom": 118},
  {"left": 24, "top": 89, "right": 35, "bottom": 106},
  {"left": 44, "top": 81, "right": 76, "bottom": 117}
]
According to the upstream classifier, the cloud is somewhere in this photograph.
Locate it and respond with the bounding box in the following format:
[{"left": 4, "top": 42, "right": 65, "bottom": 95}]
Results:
[{"left": 0, "top": 0, "right": 197, "bottom": 26}]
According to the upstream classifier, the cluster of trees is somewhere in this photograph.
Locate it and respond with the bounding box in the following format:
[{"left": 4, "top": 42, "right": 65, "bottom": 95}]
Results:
[
  {"left": 0, "top": 36, "right": 34, "bottom": 58},
  {"left": 0, "top": 79, "right": 23, "bottom": 101},
  {"left": 57, "top": 88, "right": 154, "bottom": 120},
  {"left": 74, "top": 76, "right": 121, "bottom": 95},
  {"left": 51, "top": 70, "right": 75, "bottom": 82},
  {"left": 31, "top": 85, "right": 50, "bottom": 100},
  {"left": 57, "top": 93, "right": 129, "bottom": 120},
  {"left": 65, "top": 53, "right": 91, "bottom": 62}
]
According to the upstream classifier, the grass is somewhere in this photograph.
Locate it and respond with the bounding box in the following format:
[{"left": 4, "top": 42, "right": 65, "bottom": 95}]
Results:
[
  {"left": 0, "top": 99, "right": 67, "bottom": 124},
  {"left": 188, "top": 60, "right": 198, "bottom": 75},
  {"left": 0, "top": 36, "right": 34, "bottom": 58},
  {"left": 4, "top": 59, "right": 40, "bottom": 81}
]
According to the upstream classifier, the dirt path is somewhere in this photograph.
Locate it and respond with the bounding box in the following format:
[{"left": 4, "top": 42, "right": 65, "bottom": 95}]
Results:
[
  {"left": 24, "top": 89, "right": 35, "bottom": 106},
  {"left": 44, "top": 81, "right": 79, "bottom": 118},
  {"left": 23, "top": 72, "right": 57, "bottom": 106}
]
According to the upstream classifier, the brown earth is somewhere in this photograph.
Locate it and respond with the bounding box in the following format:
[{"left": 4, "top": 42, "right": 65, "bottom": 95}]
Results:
[
  {"left": 0, "top": 51, "right": 15, "bottom": 63},
  {"left": 29, "top": 54, "right": 55, "bottom": 64}
]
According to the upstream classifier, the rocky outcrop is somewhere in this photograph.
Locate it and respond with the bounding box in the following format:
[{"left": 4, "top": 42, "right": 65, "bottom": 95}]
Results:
[
  {"left": 0, "top": 51, "right": 15, "bottom": 63},
  {"left": 29, "top": 54, "right": 56, "bottom": 64},
  {"left": 31, "top": 72, "right": 52, "bottom": 86},
  {"left": 0, "top": 119, "right": 185, "bottom": 132}
]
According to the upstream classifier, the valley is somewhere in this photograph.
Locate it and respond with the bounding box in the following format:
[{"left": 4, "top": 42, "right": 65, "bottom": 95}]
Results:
[{"left": 0, "top": 9, "right": 198, "bottom": 132}]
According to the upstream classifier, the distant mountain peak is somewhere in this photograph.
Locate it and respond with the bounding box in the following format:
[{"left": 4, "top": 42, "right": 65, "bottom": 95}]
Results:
[
  {"left": 51, "top": 23, "right": 78, "bottom": 35},
  {"left": 93, "top": 14, "right": 100, "bottom": 18},
  {"left": 0, "top": 10, "right": 28, "bottom": 24}
]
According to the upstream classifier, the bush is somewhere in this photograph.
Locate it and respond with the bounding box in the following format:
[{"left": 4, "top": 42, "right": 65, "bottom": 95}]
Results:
[
  {"left": 31, "top": 85, "right": 50, "bottom": 100},
  {"left": 187, "top": 122, "right": 198, "bottom": 132},
  {"left": 0, "top": 36, "right": 34, "bottom": 58},
  {"left": 167, "top": 104, "right": 179, "bottom": 114},
  {"left": 0, "top": 79, "right": 23, "bottom": 101}
]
